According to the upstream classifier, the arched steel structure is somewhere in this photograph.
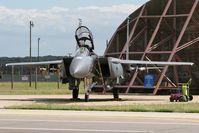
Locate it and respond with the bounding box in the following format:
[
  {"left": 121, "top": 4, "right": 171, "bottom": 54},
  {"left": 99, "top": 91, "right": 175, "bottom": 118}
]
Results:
[{"left": 104, "top": 0, "right": 199, "bottom": 94}]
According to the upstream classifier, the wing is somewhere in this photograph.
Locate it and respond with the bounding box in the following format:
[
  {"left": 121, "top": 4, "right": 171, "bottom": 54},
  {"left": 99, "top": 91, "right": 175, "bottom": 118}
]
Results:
[
  {"left": 6, "top": 60, "right": 63, "bottom": 66},
  {"left": 108, "top": 57, "right": 194, "bottom": 66}
]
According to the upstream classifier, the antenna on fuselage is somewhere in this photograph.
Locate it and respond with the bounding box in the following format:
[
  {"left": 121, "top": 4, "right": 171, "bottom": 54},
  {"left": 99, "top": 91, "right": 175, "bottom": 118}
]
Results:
[
  {"left": 77, "top": 18, "right": 83, "bottom": 39},
  {"left": 75, "top": 18, "right": 94, "bottom": 52},
  {"left": 76, "top": 19, "right": 83, "bottom": 50},
  {"left": 78, "top": 18, "right": 82, "bottom": 27}
]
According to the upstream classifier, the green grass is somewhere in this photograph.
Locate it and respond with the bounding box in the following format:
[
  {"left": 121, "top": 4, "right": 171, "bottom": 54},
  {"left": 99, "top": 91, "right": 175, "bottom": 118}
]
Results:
[
  {"left": 5, "top": 103, "right": 199, "bottom": 113},
  {"left": 1, "top": 82, "right": 199, "bottom": 113},
  {"left": 0, "top": 82, "right": 85, "bottom": 95}
]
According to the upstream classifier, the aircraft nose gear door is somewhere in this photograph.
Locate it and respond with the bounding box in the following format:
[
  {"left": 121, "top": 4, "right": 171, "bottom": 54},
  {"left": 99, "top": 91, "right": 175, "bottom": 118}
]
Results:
[{"left": 75, "top": 26, "right": 94, "bottom": 51}]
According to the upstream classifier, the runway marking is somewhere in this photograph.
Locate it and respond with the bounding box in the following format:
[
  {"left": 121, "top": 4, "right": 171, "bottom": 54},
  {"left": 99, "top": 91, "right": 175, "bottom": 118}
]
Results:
[
  {"left": 0, "top": 127, "right": 153, "bottom": 133},
  {"left": 0, "top": 118, "right": 199, "bottom": 126}
]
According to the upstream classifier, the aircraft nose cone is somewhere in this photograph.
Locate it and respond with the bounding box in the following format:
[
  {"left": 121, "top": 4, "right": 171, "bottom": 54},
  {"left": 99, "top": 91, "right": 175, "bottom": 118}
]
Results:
[
  {"left": 70, "top": 65, "right": 83, "bottom": 78},
  {"left": 69, "top": 56, "right": 93, "bottom": 79}
]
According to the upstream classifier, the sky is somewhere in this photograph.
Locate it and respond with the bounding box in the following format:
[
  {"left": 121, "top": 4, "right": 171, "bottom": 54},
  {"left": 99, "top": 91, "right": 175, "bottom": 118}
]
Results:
[{"left": 0, "top": 0, "right": 148, "bottom": 57}]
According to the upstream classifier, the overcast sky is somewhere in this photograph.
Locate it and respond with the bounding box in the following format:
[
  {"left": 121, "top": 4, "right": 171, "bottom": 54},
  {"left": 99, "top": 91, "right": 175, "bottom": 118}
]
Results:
[{"left": 0, "top": 0, "right": 148, "bottom": 57}]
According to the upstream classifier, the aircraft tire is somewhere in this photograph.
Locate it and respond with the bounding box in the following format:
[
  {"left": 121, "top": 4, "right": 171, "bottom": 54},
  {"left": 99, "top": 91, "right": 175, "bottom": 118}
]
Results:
[
  {"left": 179, "top": 95, "right": 188, "bottom": 102},
  {"left": 189, "top": 95, "right": 193, "bottom": 101},
  {"left": 73, "top": 88, "right": 79, "bottom": 99},
  {"left": 113, "top": 88, "right": 119, "bottom": 99},
  {"left": 85, "top": 94, "right": 89, "bottom": 102},
  {"left": 169, "top": 97, "right": 174, "bottom": 102}
]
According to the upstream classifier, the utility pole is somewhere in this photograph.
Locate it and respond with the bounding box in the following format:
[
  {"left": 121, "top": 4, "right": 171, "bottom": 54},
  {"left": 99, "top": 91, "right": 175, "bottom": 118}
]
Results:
[
  {"left": 35, "top": 37, "right": 40, "bottom": 89},
  {"left": 29, "top": 21, "right": 34, "bottom": 87},
  {"left": 38, "top": 37, "right": 40, "bottom": 61}
]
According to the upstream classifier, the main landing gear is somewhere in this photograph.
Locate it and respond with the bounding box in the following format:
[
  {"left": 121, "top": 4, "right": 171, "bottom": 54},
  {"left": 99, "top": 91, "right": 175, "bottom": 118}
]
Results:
[
  {"left": 112, "top": 88, "right": 121, "bottom": 101},
  {"left": 85, "top": 93, "right": 89, "bottom": 102},
  {"left": 72, "top": 88, "right": 79, "bottom": 100}
]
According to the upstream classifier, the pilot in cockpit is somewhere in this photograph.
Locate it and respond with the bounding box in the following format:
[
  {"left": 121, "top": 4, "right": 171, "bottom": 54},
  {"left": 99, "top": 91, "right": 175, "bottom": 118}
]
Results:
[{"left": 75, "top": 26, "right": 94, "bottom": 52}]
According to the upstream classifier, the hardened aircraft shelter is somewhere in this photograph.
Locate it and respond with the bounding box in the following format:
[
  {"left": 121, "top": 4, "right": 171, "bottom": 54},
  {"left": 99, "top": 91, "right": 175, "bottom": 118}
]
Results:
[{"left": 104, "top": 0, "right": 199, "bottom": 94}]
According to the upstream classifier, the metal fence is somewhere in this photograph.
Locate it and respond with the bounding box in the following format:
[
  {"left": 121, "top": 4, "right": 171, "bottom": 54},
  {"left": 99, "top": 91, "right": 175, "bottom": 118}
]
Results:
[{"left": 0, "top": 74, "right": 59, "bottom": 82}]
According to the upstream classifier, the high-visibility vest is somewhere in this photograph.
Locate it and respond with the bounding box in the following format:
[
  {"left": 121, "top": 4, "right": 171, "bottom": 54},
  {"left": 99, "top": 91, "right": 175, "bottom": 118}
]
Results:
[{"left": 182, "top": 83, "right": 188, "bottom": 95}]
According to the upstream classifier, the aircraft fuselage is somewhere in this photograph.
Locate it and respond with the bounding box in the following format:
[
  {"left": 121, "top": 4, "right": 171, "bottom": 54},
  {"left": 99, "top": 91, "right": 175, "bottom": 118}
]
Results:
[{"left": 69, "top": 47, "right": 96, "bottom": 79}]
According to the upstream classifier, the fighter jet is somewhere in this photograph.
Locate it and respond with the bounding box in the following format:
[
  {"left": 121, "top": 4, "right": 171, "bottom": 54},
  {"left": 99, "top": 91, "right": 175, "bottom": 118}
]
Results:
[{"left": 6, "top": 26, "right": 194, "bottom": 102}]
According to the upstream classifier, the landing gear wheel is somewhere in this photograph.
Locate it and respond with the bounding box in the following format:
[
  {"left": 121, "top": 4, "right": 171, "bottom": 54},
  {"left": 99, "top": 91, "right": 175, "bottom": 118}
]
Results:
[
  {"left": 113, "top": 88, "right": 121, "bottom": 101},
  {"left": 170, "top": 97, "right": 174, "bottom": 102},
  {"left": 85, "top": 94, "right": 89, "bottom": 102},
  {"left": 179, "top": 95, "right": 188, "bottom": 102},
  {"left": 72, "top": 88, "right": 79, "bottom": 100},
  {"left": 189, "top": 95, "right": 193, "bottom": 101}
]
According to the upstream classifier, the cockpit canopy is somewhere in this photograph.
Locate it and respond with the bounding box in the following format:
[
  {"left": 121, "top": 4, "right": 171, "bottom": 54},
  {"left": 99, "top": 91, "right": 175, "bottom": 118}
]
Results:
[{"left": 75, "top": 26, "right": 94, "bottom": 51}]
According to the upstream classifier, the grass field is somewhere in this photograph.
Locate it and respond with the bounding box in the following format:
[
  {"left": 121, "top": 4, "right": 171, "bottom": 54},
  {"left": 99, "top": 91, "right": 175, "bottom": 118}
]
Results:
[
  {"left": 1, "top": 82, "right": 199, "bottom": 113},
  {"left": 0, "top": 82, "right": 85, "bottom": 95},
  {"left": 5, "top": 103, "right": 199, "bottom": 113}
]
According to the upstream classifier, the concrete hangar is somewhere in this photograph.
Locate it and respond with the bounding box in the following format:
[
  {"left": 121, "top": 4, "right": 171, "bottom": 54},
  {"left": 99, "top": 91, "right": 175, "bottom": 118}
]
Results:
[{"left": 104, "top": 0, "right": 199, "bottom": 94}]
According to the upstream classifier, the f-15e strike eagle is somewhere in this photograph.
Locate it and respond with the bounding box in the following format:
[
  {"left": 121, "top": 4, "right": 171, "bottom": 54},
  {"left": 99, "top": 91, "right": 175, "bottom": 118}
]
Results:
[{"left": 6, "top": 26, "right": 194, "bottom": 102}]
